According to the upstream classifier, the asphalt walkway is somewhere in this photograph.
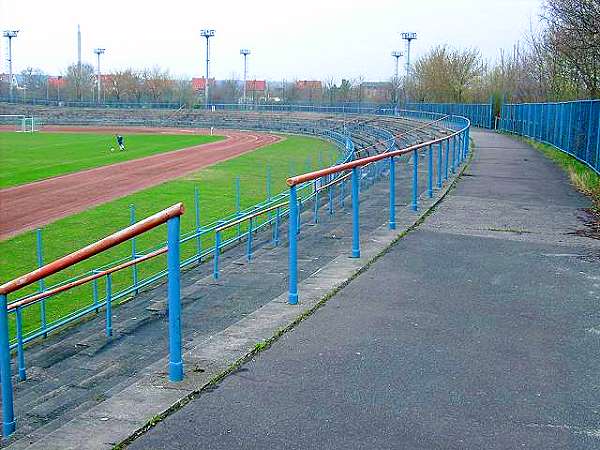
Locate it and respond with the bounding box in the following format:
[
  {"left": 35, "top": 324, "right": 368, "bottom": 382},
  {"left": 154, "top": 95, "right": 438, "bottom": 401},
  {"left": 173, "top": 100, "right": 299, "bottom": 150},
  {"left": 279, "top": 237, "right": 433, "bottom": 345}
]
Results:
[{"left": 130, "top": 131, "right": 600, "bottom": 450}]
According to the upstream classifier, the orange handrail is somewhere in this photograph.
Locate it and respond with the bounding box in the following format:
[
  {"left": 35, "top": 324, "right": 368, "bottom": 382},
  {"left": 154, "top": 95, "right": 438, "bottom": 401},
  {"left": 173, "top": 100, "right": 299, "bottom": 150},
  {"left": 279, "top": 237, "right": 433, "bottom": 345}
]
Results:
[
  {"left": 7, "top": 247, "right": 168, "bottom": 311},
  {"left": 0, "top": 203, "right": 184, "bottom": 296}
]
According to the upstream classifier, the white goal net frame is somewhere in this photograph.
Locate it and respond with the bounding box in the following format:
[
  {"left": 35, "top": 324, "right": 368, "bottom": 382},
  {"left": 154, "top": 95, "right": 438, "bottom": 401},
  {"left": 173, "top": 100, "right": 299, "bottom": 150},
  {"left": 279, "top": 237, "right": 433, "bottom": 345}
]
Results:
[
  {"left": 0, "top": 115, "right": 42, "bottom": 132},
  {"left": 21, "top": 117, "right": 42, "bottom": 132}
]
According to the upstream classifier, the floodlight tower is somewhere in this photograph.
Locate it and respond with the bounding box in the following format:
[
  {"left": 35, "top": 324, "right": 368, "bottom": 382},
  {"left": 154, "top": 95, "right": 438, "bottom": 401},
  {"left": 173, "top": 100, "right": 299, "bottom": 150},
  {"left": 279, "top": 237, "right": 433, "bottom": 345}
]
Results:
[
  {"left": 400, "top": 32, "right": 417, "bottom": 79},
  {"left": 3, "top": 30, "right": 19, "bottom": 101},
  {"left": 93, "top": 48, "right": 105, "bottom": 103},
  {"left": 391, "top": 51, "right": 403, "bottom": 104},
  {"left": 240, "top": 49, "right": 250, "bottom": 104},
  {"left": 201, "top": 29, "right": 215, "bottom": 108}
]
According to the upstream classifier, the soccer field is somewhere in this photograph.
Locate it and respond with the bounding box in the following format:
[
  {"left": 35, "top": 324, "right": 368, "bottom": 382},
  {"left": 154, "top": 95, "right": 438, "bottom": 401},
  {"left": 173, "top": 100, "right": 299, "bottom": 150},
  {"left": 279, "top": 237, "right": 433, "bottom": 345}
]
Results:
[
  {"left": 0, "top": 131, "right": 224, "bottom": 188},
  {"left": 1, "top": 134, "right": 338, "bottom": 337}
]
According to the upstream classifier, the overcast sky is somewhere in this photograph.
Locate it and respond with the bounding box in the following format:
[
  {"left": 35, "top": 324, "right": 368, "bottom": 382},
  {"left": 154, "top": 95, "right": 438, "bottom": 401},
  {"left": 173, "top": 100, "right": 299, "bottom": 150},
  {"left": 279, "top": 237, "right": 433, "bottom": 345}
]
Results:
[{"left": 0, "top": 0, "right": 543, "bottom": 82}]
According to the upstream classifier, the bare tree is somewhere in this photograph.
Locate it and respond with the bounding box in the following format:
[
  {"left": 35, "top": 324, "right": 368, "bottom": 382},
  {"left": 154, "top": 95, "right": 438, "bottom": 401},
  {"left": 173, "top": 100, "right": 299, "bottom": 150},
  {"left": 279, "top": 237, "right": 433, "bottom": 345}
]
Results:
[
  {"left": 64, "top": 63, "right": 95, "bottom": 102},
  {"left": 541, "top": 0, "right": 600, "bottom": 97},
  {"left": 323, "top": 78, "right": 337, "bottom": 105},
  {"left": 142, "top": 67, "right": 173, "bottom": 102}
]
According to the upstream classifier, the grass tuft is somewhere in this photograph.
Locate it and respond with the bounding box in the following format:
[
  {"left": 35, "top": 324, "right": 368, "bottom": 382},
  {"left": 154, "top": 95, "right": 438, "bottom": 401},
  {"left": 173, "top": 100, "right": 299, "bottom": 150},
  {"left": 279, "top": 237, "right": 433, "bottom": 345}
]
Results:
[{"left": 525, "top": 138, "right": 600, "bottom": 212}]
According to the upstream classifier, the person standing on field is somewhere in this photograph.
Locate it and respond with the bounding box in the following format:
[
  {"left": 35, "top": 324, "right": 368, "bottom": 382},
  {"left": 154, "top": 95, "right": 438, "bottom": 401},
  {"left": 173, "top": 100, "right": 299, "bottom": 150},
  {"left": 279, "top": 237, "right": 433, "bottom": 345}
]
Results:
[{"left": 116, "top": 134, "right": 125, "bottom": 151}]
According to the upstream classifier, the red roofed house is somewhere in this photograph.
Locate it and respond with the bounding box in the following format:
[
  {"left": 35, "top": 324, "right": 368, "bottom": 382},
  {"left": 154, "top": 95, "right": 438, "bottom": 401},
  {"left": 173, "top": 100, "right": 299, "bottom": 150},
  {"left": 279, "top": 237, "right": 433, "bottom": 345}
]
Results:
[
  {"left": 47, "top": 76, "right": 67, "bottom": 89},
  {"left": 246, "top": 80, "right": 266, "bottom": 102},
  {"left": 296, "top": 80, "right": 322, "bottom": 102},
  {"left": 191, "top": 77, "right": 215, "bottom": 93}
]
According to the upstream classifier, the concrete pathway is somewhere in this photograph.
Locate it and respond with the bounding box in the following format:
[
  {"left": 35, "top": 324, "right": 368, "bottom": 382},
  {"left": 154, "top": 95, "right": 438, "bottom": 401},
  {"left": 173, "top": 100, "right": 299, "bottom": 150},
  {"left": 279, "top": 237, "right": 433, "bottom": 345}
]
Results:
[{"left": 129, "top": 131, "right": 600, "bottom": 450}]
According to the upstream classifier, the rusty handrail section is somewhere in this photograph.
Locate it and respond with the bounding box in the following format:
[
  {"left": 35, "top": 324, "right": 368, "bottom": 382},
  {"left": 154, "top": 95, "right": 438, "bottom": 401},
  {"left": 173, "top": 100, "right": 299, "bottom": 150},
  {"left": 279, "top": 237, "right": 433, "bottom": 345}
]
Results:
[{"left": 0, "top": 203, "right": 184, "bottom": 296}]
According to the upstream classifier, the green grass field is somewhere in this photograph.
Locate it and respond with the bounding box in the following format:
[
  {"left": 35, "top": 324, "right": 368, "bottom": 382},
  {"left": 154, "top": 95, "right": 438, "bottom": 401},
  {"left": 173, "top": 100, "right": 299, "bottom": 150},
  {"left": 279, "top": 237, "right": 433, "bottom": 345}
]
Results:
[
  {"left": 0, "top": 132, "right": 224, "bottom": 188},
  {"left": 0, "top": 134, "right": 338, "bottom": 338}
]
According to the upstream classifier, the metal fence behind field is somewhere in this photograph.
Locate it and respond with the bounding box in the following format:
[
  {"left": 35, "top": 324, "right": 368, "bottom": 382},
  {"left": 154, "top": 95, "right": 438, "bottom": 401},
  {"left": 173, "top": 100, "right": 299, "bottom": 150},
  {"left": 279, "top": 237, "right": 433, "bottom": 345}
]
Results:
[
  {"left": 1, "top": 97, "right": 494, "bottom": 126},
  {"left": 404, "top": 102, "right": 493, "bottom": 129},
  {"left": 499, "top": 99, "right": 600, "bottom": 175}
]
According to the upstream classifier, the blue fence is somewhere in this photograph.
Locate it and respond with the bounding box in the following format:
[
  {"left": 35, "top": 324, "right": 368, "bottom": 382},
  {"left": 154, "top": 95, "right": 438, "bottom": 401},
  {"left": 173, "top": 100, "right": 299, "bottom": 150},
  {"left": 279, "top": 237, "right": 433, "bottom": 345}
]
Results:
[
  {"left": 0, "top": 109, "right": 471, "bottom": 437},
  {"left": 1, "top": 97, "right": 495, "bottom": 123},
  {"left": 1, "top": 110, "right": 447, "bottom": 362},
  {"left": 499, "top": 100, "right": 600, "bottom": 175},
  {"left": 403, "top": 102, "right": 493, "bottom": 129}
]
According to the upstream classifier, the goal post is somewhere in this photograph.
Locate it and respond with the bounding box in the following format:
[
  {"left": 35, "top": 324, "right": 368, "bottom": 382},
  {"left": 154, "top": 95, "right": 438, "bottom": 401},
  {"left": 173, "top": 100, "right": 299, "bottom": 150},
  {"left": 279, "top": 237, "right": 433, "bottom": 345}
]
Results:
[{"left": 21, "top": 117, "right": 42, "bottom": 132}]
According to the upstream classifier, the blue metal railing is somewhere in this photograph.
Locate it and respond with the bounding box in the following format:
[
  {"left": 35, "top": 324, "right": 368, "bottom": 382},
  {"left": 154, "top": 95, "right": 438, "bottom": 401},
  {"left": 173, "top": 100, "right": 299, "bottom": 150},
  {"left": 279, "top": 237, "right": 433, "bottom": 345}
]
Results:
[
  {"left": 0, "top": 108, "right": 465, "bottom": 438},
  {"left": 286, "top": 115, "right": 471, "bottom": 303},
  {"left": 403, "top": 102, "right": 493, "bottom": 129},
  {"left": 499, "top": 99, "right": 600, "bottom": 175},
  {"left": 3, "top": 109, "right": 443, "bottom": 349},
  {"left": 0, "top": 204, "right": 185, "bottom": 438}
]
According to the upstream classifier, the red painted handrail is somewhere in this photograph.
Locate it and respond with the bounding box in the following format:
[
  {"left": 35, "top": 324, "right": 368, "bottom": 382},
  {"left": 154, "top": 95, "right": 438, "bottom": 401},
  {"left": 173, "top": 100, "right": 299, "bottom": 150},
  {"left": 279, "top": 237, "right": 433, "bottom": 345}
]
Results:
[
  {"left": 0, "top": 203, "right": 184, "bottom": 296},
  {"left": 7, "top": 247, "right": 168, "bottom": 311}
]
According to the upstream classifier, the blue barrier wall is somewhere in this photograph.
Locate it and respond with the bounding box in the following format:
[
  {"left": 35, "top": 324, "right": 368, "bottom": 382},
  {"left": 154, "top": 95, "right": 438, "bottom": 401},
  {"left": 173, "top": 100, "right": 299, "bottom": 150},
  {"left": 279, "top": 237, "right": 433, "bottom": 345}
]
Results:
[
  {"left": 499, "top": 100, "right": 600, "bottom": 175},
  {"left": 404, "top": 102, "right": 493, "bottom": 129}
]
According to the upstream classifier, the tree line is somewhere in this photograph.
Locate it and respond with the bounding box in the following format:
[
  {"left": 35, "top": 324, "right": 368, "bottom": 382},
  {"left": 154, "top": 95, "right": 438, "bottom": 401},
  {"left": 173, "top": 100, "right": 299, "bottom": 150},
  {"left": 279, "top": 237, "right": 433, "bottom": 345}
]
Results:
[{"left": 407, "top": 0, "right": 599, "bottom": 104}]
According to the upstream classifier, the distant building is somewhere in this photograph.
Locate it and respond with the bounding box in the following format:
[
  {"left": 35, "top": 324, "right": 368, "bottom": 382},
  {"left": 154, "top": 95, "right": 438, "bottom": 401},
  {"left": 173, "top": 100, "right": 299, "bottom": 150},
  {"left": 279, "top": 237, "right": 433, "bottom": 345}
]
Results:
[
  {"left": 48, "top": 76, "right": 67, "bottom": 89},
  {"left": 246, "top": 80, "right": 266, "bottom": 93},
  {"left": 361, "top": 82, "right": 393, "bottom": 102},
  {"left": 245, "top": 79, "right": 267, "bottom": 102},
  {"left": 296, "top": 80, "right": 322, "bottom": 102},
  {"left": 296, "top": 80, "right": 322, "bottom": 91},
  {"left": 191, "top": 77, "right": 215, "bottom": 93}
]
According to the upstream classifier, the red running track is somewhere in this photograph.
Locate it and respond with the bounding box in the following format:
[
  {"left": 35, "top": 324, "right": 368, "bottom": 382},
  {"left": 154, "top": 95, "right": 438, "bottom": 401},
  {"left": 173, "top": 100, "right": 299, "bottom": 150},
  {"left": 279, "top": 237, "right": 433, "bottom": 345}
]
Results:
[{"left": 0, "top": 126, "right": 280, "bottom": 240}]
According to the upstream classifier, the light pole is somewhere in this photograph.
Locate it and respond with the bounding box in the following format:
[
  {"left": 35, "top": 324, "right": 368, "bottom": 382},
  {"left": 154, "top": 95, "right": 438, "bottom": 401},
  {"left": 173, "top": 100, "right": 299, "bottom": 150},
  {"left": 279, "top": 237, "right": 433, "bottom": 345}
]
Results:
[
  {"left": 391, "top": 51, "right": 403, "bottom": 80},
  {"left": 240, "top": 48, "right": 250, "bottom": 104},
  {"left": 391, "top": 50, "right": 403, "bottom": 104},
  {"left": 401, "top": 32, "right": 417, "bottom": 102},
  {"left": 93, "top": 48, "right": 105, "bottom": 104},
  {"left": 3, "top": 30, "right": 19, "bottom": 102},
  {"left": 201, "top": 29, "right": 215, "bottom": 108},
  {"left": 401, "top": 32, "right": 417, "bottom": 80}
]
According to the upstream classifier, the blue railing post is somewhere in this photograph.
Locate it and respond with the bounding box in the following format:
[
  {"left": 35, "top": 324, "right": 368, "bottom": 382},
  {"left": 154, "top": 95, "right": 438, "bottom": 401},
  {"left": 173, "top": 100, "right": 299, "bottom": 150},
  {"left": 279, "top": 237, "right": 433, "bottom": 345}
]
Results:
[
  {"left": 266, "top": 166, "right": 271, "bottom": 201},
  {"left": 437, "top": 142, "right": 443, "bottom": 189},
  {"left": 451, "top": 135, "right": 456, "bottom": 173},
  {"left": 235, "top": 177, "right": 241, "bottom": 240},
  {"left": 213, "top": 231, "right": 220, "bottom": 279},
  {"left": 167, "top": 215, "right": 183, "bottom": 382},
  {"left": 0, "top": 294, "right": 16, "bottom": 437},
  {"left": 273, "top": 207, "right": 280, "bottom": 246},
  {"left": 288, "top": 185, "right": 299, "bottom": 305},
  {"left": 36, "top": 228, "right": 47, "bottom": 336},
  {"left": 444, "top": 139, "right": 449, "bottom": 181},
  {"left": 411, "top": 151, "right": 418, "bottom": 211},
  {"left": 129, "top": 205, "right": 138, "bottom": 293},
  {"left": 313, "top": 180, "right": 319, "bottom": 224},
  {"left": 297, "top": 197, "right": 303, "bottom": 233},
  {"left": 328, "top": 177, "right": 334, "bottom": 216},
  {"left": 351, "top": 167, "right": 361, "bottom": 257},
  {"left": 105, "top": 274, "right": 112, "bottom": 337},
  {"left": 389, "top": 156, "right": 396, "bottom": 229},
  {"left": 247, "top": 218, "right": 253, "bottom": 260},
  {"left": 427, "top": 145, "right": 433, "bottom": 198},
  {"left": 194, "top": 185, "right": 202, "bottom": 263},
  {"left": 586, "top": 100, "right": 594, "bottom": 163},
  {"left": 16, "top": 307, "right": 26, "bottom": 380}
]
